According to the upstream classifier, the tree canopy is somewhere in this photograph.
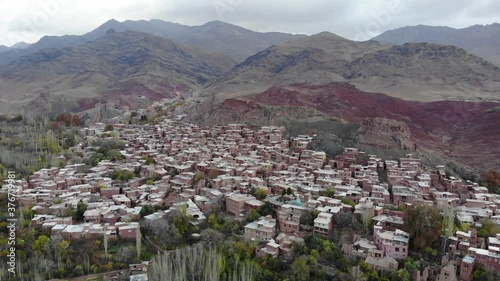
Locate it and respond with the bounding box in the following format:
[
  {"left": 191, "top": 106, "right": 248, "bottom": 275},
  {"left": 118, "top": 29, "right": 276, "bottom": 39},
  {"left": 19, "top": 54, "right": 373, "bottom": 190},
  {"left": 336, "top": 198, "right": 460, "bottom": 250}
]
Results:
[
  {"left": 480, "top": 170, "right": 500, "bottom": 194},
  {"left": 403, "top": 205, "right": 443, "bottom": 251}
]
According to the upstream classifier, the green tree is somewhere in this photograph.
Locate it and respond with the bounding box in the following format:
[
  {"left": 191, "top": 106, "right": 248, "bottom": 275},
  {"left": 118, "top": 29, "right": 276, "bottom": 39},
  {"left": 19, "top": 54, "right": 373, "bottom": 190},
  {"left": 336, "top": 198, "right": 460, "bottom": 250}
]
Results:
[
  {"left": 33, "top": 235, "right": 50, "bottom": 256},
  {"left": 390, "top": 269, "right": 410, "bottom": 281},
  {"left": 477, "top": 219, "right": 500, "bottom": 238},
  {"left": 193, "top": 172, "right": 203, "bottom": 183},
  {"left": 208, "top": 213, "right": 221, "bottom": 231},
  {"left": 403, "top": 205, "right": 443, "bottom": 250},
  {"left": 231, "top": 240, "right": 256, "bottom": 261},
  {"left": 143, "top": 155, "right": 155, "bottom": 165},
  {"left": 140, "top": 205, "right": 155, "bottom": 217},
  {"left": 403, "top": 257, "right": 420, "bottom": 273},
  {"left": 300, "top": 210, "right": 320, "bottom": 226},
  {"left": 55, "top": 240, "right": 70, "bottom": 268},
  {"left": 359, "top": 261, "right": 384, "bottom": 281},
  {"left": 281, "top": 189, "right": 287, "bottom": 201},
  {"left": 171, "top": 206, "right": 195, "bottom": 238},
  {"left": 107, "top": 149, "right": 122, "bottom": 161},
  {"left": 253, "top": 187, "right": 268, "bottom": 200},
  {"left": 74, "top": 200, "right": 88, "bottom": 223},
  {"left": 438, "top": 200, "right": 455, "bottom": 238},
  {"left": 321, "top": 187, "right": 335, "bottom": 198},
  {"left": 423, "top": 247, "right": 438, "bottom": 259},
  {"left": 291, "top": 256, "right": 310, "bottom": 281},
  {"left": 471, "top": 265, "right": 500, "bottom": 281},
  {"left": 341, "top": 198, "right": 356, "bottom": 207},
  {"left": 112, "top": 169, "right": 135, "bottom": 181},
  {"left": 361, "top": 208, "right": 373, "bottom": 230},
  {"left": 458, "top": 223, "right": 470, "bottom": 232},
  {"left": 256, "top": 202, "right": 275, "bottom": 217},
  {"left": 245, "top": 209, "right": 261, "bottom": 222}
]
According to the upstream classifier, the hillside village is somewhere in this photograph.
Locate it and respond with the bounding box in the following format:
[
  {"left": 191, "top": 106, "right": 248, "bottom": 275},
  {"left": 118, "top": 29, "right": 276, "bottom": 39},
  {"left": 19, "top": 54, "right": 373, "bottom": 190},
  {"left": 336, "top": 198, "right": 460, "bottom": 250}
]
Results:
[{"left": 2, "top": 106, "right": 499, "bottom": 281}]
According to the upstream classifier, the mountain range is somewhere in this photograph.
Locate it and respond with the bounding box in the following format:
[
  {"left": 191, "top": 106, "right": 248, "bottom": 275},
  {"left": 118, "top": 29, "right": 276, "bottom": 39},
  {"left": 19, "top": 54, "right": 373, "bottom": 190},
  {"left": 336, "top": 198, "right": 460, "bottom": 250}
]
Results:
[
  {"left": 0, "top": 46, "right": 9, "bottom": 53},
  {"left": 372, "top": 23, "right": 500, "bottom": 66},
  {"left": 0, "top": 19, "right": 304, "bottom": 65},
  {"left": 0, "top": 42, "right": 30, "bottom": 54},
  {"left": 0, "top": 29, "right": 235, "bottom": 114},
  {"left": 0, "top": 19, "right": 499, "bottom": 171},
  {"left": 209, "top": 32, "right": 500, "bottom": 102}
]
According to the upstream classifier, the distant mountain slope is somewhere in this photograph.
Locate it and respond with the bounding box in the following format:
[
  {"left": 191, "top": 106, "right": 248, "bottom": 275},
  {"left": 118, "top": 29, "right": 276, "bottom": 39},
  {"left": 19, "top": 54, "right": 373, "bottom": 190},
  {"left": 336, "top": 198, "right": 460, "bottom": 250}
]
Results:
[
  {"left": 0, "top": 42, "right": 30, "bottom": 54},
  {"left": 0, "top": 19, "right": 305, "bottom": 65},
  {"left": 117, "top": 19, "right": 307, "bottom": 62},
  {"left": 372, "top": 23, "right": 500, "bottom": 66},
  {"left": 0, "top": 30, "right": 236, "bottom": 114},
  {"left": 209, "top": 32, "right": 500, "bottom": 102},
  {"left": 0, "top": 20, "right": 118, "bottom": 65},
  {"left": 10, "top": 42, "right": 31, "bottom": 49}
]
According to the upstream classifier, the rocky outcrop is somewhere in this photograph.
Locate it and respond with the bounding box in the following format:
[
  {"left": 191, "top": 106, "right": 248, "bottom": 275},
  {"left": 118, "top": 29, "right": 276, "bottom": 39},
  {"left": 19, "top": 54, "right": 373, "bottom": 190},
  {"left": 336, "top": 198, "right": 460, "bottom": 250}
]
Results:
[{"left": 358, "top": 118, "right": 416, "bottom": 151}]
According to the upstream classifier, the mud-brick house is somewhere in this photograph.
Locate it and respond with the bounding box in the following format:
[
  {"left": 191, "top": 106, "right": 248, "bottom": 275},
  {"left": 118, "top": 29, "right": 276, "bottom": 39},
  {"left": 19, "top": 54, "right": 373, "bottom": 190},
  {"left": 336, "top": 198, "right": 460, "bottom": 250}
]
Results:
[
  {"left": 373, "top": 225, "right": 410, "bottom": 260},
  {"left": 226, "top": 193, "right": 256, "bottom": 217},
  {"left": 313, "top": 212, "right": 334, "bottom": 236},
  {"left": 244, "top": 215, "right": 277, "bottom": 242}
]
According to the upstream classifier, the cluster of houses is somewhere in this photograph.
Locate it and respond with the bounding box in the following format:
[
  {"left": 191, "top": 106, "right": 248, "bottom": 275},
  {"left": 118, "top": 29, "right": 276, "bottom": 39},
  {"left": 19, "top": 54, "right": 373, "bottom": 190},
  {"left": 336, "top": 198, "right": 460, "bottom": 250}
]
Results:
[{"left": 2, "top": 113, "right": 499, "bottom": 281}]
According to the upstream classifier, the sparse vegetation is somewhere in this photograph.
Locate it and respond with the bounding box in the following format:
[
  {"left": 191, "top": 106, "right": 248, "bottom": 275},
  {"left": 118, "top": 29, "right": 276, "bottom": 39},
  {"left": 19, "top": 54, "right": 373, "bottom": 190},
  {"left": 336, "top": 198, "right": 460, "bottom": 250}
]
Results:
[
  {"left": 288, "top": 119, "right": 359, "bottom": 158},
  {"left": 446, "top": 161, "right": 479, "bottom": 182}
]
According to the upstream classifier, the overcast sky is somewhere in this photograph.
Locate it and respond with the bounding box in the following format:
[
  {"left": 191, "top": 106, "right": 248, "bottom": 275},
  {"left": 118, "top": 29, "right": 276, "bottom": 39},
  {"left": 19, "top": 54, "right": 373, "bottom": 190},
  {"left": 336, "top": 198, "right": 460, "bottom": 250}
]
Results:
[{"left": 0, "top": 0, "right": 498, "bottom": 46}]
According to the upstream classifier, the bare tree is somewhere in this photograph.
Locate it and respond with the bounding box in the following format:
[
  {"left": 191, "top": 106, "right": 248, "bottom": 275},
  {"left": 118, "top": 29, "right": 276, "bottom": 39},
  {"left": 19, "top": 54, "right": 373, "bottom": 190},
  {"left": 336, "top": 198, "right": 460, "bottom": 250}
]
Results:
[
  {"left": 149, "top": 245, "right": 254, "bottom": 281},
  {"left": 136, "top": 224, "right": 142, "bottom": 260},
  {"left": 143, "top": 219, "right": 180, "bottom": 248}
]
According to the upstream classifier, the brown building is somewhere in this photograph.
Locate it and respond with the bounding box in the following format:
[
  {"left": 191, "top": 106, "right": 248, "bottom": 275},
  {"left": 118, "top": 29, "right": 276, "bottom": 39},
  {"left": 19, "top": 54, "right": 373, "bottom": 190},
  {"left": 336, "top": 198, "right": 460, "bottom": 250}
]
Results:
[
  {"left": 226, "top": 193, "right": 256, "bottom": 217},
  {"left": 244, "top": 216, "right": 277, "bottom": 242}
]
